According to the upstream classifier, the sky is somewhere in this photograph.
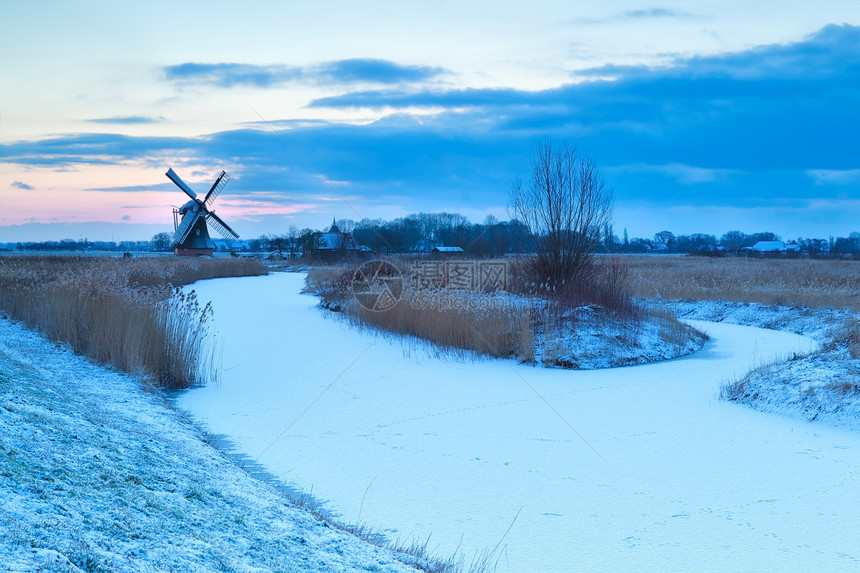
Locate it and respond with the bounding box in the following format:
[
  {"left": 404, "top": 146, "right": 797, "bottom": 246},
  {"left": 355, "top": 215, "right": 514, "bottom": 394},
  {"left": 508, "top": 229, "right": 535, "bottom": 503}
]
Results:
[{"left": 1, "top": 1, "right": 859, "bottom": 243}]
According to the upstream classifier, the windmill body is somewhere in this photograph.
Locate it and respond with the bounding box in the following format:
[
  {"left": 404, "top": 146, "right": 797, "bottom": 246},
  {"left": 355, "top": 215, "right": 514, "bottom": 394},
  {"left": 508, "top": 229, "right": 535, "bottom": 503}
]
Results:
[{"left": 166, "top": 168, "right": 239, "bottom": 256}]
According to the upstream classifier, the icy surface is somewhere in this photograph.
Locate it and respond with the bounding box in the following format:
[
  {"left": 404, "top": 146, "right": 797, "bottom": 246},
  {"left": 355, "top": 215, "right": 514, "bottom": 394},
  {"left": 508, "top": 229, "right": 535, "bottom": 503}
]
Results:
[{"left": 179, "top": 272, "right": 860, "bottom": 572}]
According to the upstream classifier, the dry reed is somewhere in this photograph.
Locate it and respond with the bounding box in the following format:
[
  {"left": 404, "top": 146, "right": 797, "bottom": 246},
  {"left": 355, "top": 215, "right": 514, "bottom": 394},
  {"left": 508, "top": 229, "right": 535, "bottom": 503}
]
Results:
[
  {"left": 622, "top": 255, "right": 860, "bottom": 310},
  {"left": 0, "top": 255, "right": 267, "bottom": 388},
  {"left": 307, "top": 261, "right": 535, "bottom": 360},
  {"left": 357, "top": 296, "right": 534, "bottom": 360},
  {"left": 306, "top": 259, "right": 700, "bottom": 366}
]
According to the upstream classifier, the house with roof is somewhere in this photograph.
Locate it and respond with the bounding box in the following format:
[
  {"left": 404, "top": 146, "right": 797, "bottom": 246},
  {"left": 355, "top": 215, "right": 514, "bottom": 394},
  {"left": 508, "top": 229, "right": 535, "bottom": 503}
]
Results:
[
  {"left": 410, "top": 239, "right": 442, "bottom": 253},
  {"left": 431, "top": 246, "right": 464, "bottom": 254},
  {"left": 213, "top": 239, "right": 251, "bottom": 253},
  {"left": 748, "top": 240, "right": 800, "bottom": 254},
  {"left": 304, "top": 218, "right": 362, "bottom": 257},
  {"left": 750, "top": 240, "right": 785, "bottom": 252}
]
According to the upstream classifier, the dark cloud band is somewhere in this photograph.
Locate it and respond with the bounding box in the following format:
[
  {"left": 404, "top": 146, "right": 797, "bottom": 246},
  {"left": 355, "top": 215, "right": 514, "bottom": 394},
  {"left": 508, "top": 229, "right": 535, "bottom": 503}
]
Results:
[
  {"left": 2, "top": 25, "right": 858, "bottom": 218},
  {"left": 163, "top": 59, "right": 446, "bottom": 88}
]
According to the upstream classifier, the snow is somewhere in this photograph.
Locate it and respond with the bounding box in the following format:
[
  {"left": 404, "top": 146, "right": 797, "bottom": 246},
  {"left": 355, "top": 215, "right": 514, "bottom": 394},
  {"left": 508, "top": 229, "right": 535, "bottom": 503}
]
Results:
[
  {"left": 0, "top": 315, "right": 423, "bottom": 572},
  {"left": 666, "top": 299, "right": 850, "bottom": 343},
  {"left": 531, "top": 303, "right": 706, "bottom": 369},
  {"left": 726, "top": 345, "right": 860, "bottom": 431},
  {"left": 177, "top": 272, "right": 860, "bottom": 572},
  {"left": 668, "top": 299, "right": 860, "bottom": 431}
]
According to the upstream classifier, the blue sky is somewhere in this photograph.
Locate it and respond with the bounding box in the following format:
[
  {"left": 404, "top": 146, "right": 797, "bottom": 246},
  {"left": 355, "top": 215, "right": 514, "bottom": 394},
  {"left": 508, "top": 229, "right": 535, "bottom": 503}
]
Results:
[{"left": 1, "top": 1, "right": 859, "bottom": 242}]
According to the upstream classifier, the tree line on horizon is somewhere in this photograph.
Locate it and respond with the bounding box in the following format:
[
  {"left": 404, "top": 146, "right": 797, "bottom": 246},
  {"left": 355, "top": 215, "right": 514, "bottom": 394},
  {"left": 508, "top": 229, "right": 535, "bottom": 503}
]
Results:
[{"left": 4, "top": 217, "right": 860, "bottom": 259}]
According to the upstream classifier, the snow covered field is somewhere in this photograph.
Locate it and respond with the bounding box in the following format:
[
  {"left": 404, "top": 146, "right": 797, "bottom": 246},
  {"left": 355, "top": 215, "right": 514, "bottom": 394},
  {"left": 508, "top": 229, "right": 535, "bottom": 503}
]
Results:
[{"left": 178, "top": 272, "right": 860, "bottom": 572}]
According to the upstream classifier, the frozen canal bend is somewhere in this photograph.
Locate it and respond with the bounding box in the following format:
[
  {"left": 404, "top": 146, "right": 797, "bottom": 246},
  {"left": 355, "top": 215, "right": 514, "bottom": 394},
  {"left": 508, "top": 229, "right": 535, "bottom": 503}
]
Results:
[{"left": 178, "top": 272, "right": 859, "bottom": 572}]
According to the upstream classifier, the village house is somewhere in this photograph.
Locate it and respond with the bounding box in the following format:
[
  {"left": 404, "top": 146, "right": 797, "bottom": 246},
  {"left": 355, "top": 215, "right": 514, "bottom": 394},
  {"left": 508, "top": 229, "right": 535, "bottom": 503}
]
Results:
[
  {"left": 304, "top": 218, "right": 362, "bottom": 257},
  {"left": 431, "top": 246, "right": 464, "bottom": 255},
  {"left": 749, "top": 240, "right": 800, "bottom": 253}
]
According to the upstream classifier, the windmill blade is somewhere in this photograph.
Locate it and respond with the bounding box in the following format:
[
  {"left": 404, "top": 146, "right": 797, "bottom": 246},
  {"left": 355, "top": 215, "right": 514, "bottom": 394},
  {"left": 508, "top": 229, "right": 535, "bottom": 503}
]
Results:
[
  {"left": 165, "top": 168, "right": 197, "bottom": 200},
  {"left": 207, "top": 211, "right": 239, "bottom": 240},
  {"left": 204, "top": 170, "right": 230, "bottom": 206}
]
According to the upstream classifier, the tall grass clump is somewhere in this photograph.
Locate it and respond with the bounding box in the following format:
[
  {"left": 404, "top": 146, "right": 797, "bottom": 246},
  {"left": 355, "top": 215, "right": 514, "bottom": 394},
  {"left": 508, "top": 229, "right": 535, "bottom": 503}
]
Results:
[
  {"left": 0, "top": 255, "right": 267, "bottom": 388},
  {"left": 356, "top": 296, "right": 534, "bottom": 360},
  {"left": 307, "top": 261, "right": 533, "bottom": 360}
]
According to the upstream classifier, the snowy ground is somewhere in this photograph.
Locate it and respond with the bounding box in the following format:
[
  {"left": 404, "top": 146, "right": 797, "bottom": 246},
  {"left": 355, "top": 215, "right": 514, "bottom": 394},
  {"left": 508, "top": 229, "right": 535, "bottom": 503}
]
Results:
[
  {"left": 666, "top": 299, "right": 851, "bottom": 342},
  {"left": 668, "top": 299, "right": 860, "bottom": 432},
  {"left": 178, "top": 272, "right": 860, "bottom": 572},
  {"left": 532, "top": 303, "right": 705, "bottom": 369},
  {"left": 0, "top": 316, "right": 425, "bottom": 572}
]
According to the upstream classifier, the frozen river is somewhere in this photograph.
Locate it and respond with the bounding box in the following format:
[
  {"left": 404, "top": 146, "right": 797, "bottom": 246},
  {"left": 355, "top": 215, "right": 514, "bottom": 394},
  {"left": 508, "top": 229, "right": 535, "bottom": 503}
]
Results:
[{"left": 178, "top": 272, "right": 859, "bottom": 572}]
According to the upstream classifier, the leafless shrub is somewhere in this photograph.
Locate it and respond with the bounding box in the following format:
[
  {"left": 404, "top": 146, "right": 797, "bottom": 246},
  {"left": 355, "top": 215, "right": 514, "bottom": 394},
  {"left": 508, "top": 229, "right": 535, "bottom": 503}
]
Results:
[
  {"left": 555, "top": 256, "right": 637, "bottom": 318},
  {"left": 508, "top": 255, "right": 638, "bottom": 324}
]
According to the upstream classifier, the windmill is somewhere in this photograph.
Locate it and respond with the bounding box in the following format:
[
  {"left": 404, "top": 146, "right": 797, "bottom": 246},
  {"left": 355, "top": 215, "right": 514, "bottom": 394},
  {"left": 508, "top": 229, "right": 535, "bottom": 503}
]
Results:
[{"left": 166, "top": 168, "right": 239, "bottom": 256}]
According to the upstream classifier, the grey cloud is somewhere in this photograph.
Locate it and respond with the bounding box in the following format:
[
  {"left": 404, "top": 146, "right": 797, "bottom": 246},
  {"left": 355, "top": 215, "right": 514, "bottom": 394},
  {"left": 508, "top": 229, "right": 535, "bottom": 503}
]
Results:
[
  {"left": 12, "top": 181, "right": 35, "bottom": 190},
  {"left": 164, "top": 59, "right": 446, "bottom": 88}
]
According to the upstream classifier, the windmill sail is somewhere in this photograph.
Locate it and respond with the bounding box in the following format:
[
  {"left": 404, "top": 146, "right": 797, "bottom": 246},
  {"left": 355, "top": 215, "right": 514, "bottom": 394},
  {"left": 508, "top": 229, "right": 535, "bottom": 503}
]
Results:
[
  {"left": 165, "top": 168, "right": 197, "bottom": 200},
  {"left": 207, "top": 211, "right": 239, "bottom": 240},
  {"left": 204, "top": 171, "right": 230, "bottom": 206}
]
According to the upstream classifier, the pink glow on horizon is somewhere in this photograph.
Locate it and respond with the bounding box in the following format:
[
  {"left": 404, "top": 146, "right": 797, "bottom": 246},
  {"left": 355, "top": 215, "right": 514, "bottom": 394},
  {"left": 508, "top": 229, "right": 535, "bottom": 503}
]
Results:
[
  {"left": 1, "top": 190, "right": 319, "bottom": 226},
  {"left": 1, "top": 164, "right": 321, "bottom": 228}
]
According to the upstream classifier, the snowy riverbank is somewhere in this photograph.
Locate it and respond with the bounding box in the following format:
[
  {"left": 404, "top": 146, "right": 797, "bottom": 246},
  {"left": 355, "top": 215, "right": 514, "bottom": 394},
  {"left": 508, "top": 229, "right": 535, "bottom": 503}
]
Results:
[
  {"left": 667, "top": 300, "right": 860, "bottom": 431},
  {"left": 178, "top": 272, "right": 860, "bottom": 572},
  {"left": 0, "top": 316, "right": 426, "bottom": 572}
]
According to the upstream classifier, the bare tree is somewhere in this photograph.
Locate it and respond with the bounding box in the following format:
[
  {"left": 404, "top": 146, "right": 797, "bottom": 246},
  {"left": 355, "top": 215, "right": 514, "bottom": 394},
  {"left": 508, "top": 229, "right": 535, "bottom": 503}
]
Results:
[
  {"left": 265, "top": 233, "right": 288, "bottom": 256},
  {"left": 151, "top": 232, "right": 173, "bottom": 252},
  {"left": 336, "top": 219, "right": 356, "bottom": 234},
  {"left": 509, "top": 142, "right": 613, "bottom": 290},
  {"left": 286, "top": 225, "right": 302, "bottom": 258},
  {"left": 720, "top": 230, "right": 746, "bottom": 253}
]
